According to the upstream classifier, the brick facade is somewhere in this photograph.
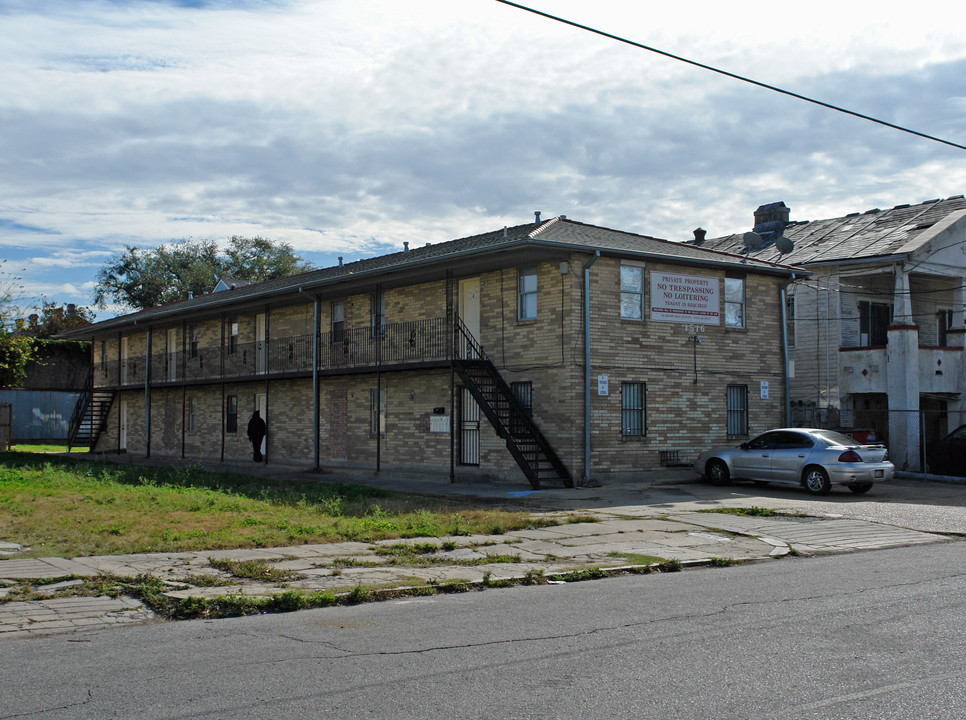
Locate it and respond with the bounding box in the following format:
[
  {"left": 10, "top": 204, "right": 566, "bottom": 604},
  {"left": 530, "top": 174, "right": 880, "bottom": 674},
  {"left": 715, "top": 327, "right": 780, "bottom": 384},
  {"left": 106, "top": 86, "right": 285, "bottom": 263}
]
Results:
[{"left": 83, "top": 218, "right": 793, "bottom": 484}]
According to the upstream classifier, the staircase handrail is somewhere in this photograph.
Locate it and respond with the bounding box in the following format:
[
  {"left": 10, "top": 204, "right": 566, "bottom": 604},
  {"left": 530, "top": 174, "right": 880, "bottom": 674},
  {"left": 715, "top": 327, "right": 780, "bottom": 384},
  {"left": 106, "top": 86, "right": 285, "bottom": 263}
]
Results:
[{"left": 67, "top": 368, "right": 94, "bottom": 451}]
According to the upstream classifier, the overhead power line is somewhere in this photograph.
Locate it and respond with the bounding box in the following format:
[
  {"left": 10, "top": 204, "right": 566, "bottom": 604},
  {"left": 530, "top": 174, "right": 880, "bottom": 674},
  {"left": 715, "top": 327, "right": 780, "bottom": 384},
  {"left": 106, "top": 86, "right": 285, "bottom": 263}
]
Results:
[{"left": 495, "top": 0, "right": 966, "bottom": 153}]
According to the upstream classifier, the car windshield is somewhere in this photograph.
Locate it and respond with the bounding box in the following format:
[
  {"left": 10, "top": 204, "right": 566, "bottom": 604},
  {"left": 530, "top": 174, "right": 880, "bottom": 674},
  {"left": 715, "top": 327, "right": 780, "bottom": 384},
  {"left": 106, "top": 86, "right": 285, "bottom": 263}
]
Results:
[{"left": 811, "top": 430, "right": 860, "bottom": 447}]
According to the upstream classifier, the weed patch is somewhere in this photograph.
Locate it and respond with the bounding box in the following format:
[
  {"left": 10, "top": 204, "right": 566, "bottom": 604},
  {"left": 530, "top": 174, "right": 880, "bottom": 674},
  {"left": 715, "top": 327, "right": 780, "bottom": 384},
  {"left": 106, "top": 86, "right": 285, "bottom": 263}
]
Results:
[
  {"left": 606, "top": 552, "right": 666, "bottom": 566},
  {"left": 208, "top": 558, "right": 304, "bottom": 583}
]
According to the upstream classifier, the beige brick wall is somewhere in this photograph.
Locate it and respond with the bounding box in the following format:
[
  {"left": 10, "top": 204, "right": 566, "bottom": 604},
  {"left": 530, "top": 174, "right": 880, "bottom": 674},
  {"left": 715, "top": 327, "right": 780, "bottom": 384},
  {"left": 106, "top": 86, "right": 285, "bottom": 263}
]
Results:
[{"left": 91, "top": 252, "right": 788, "bottom": 483}]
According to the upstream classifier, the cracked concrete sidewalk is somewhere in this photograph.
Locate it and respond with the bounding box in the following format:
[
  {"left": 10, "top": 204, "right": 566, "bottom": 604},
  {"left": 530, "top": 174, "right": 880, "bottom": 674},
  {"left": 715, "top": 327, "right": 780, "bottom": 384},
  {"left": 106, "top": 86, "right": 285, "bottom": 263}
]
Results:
[{"left": 0, "top": 503, "right": 948, "bottom": 640}]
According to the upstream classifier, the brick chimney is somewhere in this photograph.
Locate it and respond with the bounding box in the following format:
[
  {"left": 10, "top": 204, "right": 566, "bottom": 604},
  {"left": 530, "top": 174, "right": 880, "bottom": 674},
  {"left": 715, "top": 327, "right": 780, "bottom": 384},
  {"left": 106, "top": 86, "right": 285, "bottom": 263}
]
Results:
[{"left": 753, "top": 202, "right": 790, "bottom": 234}]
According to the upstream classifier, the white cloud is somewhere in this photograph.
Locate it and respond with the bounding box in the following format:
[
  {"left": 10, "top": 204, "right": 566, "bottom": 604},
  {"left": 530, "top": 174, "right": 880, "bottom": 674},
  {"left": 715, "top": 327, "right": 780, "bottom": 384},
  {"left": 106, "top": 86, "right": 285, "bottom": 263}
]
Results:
[{"left": 1, "top": 0, "right": 965, "bottom": 314}]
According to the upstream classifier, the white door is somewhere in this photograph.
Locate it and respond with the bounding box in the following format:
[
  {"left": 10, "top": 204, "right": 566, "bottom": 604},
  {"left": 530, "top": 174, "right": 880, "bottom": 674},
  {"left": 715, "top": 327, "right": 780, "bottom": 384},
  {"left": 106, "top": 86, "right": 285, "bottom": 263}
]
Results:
[
  {"left": 256, "top": 393, "right": 267, "bottom": 455},
  {"left": 458, "top": 277, "right": 481, "bottom": 358},
  {"left": 119, "top": 400, "right": 128, "bottom": 451},
  {"left": 166, "top": 328, "right": 177, "bottom": 381},
  {"left": 256, "top": 313, "right": 267, "bottom": 374}
]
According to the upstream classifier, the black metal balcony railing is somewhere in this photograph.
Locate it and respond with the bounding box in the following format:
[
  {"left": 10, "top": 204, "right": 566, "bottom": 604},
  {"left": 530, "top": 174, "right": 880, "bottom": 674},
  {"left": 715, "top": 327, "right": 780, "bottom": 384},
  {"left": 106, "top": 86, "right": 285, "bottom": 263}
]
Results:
[{"left": 99, "top": 316, "right": 449, "bottom": 387}]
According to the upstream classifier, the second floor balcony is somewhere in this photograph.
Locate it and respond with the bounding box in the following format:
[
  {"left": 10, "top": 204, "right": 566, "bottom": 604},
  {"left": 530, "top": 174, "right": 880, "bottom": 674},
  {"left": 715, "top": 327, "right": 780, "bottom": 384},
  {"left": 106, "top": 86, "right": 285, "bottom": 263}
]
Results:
[
  {"left": 98, "top": 316, "right": 449, "bottom": 388},
  {"left": 839, "top": 344, "right": 964, "bottom": 397}
]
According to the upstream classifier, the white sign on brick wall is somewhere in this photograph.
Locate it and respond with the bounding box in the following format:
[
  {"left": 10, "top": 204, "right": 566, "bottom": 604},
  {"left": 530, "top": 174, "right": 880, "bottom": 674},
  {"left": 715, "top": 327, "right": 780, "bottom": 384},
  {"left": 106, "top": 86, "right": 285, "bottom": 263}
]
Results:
[
  {"left": 430, "top": 415, "right": 450, "bottom": 433},
  {"left": 650, "top": 272, "right": 720, "bottom": 325}
]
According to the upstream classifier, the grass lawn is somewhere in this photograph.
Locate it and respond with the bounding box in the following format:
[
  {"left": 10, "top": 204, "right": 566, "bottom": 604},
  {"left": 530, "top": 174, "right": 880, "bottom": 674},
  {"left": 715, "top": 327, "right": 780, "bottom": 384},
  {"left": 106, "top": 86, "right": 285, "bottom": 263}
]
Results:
[
  {"left": 10, "top": 443, "right": 70, "bottom": 453},
  {"left": 0, "top": 452, "right": 552, "bottom": 558}
]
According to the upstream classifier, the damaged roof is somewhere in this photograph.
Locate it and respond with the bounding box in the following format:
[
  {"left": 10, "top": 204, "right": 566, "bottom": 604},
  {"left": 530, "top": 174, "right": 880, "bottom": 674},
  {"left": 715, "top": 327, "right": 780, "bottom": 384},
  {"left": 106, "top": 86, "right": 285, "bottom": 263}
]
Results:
[{"left": 695, "top": 196, "right": 966, "bottom": 265}]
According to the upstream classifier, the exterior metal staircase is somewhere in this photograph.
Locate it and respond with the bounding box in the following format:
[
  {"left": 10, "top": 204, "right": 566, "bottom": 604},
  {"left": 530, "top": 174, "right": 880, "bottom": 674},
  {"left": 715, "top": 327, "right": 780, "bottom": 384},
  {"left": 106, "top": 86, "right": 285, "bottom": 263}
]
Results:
[
  {"left": 453, "top": 319, "right": 572, "bottom": 489},
  {"left": 68, "top": 372, "right": 115, "bottom": 451}
]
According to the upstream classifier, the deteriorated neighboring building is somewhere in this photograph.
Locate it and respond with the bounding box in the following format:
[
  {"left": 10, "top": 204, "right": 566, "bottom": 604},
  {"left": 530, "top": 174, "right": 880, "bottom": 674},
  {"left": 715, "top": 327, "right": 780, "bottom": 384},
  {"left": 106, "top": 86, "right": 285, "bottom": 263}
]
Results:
[{"left": 694, "top": 197, "right": 966, "bottom": 471}]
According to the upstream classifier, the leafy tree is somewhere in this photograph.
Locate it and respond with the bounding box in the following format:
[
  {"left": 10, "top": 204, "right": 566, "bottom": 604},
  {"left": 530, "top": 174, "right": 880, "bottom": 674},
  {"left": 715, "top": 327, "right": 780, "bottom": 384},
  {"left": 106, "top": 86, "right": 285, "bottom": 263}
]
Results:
[
  {"left": 22, "top": 301, "right": 95, "bottom": 338},
  {"left": 0, "top": 261, "right": 32, "bottom": 386},
  {"left": 0, "top": 259, "right": 25, "bottom": 332},
  {"left": 221, "top": 236, "right": 309, "bottom": 283},
  {"left": 0, "top": 333, "right": 32, "bottom": 387},
  {"left": 93, "top": 236, "right": 312, "bottom": 311}
]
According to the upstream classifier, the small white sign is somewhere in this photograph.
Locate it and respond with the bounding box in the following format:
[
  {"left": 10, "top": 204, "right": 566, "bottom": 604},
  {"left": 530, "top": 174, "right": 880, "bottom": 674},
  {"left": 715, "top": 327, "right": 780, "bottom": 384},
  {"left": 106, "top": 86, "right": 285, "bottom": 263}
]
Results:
[
  {"left": 760, "top": 381, "right": 769, "bottom": 400},
  {"left": 598, "top": 375, "right": 609, "bottom": 396},
  {"left": 429, "top": 415, "right": 450, "bottom": 434}
]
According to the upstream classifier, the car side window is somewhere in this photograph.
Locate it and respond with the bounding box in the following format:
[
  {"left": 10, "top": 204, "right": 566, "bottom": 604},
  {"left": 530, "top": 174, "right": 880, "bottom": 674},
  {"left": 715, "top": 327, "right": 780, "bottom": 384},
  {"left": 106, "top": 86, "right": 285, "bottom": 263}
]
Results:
[
  {"left": 784, "top": 432, "right": 814, "bottom": 449},
  {"left": 747, "top": 433, "right": 778, "bottom": 450}
]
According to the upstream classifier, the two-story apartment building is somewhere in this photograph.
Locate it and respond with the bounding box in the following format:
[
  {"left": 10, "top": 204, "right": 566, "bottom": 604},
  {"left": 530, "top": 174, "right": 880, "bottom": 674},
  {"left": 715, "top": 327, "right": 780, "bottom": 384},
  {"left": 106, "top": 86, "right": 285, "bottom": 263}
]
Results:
[
  {"left": 694, "top": 197, "right": 966, "bottom": 472},
  {"left": 63, "top": 215, "right": 799, "bottom": 487}
]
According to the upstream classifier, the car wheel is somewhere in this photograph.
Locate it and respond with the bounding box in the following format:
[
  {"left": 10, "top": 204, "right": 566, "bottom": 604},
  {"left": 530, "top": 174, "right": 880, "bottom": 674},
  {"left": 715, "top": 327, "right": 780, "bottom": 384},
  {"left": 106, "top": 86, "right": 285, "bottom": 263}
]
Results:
[
  {"left": 848, "top": 483, "right": 873, "bottom": 494},
  {"left": 803, "top": 467, "right": 831, "bottom": 495},
  {"left": 706, "top": 459, "right": 730, "bottom": 486}
]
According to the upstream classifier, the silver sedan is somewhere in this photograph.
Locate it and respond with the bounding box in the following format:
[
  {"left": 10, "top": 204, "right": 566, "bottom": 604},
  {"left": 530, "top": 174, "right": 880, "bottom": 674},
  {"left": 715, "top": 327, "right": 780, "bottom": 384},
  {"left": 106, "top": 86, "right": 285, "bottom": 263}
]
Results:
[{"left": 693, "top": 428, "right": 894, "bottom": 495}]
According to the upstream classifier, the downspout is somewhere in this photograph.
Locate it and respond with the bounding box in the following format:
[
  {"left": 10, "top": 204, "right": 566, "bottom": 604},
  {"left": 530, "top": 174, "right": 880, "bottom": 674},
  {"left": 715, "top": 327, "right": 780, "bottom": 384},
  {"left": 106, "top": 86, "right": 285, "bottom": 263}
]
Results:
[
  {"left": 298, "top": 288, "right": 321, "bottom": 470},
  {"left": 780, "top": 274, "right": 796, "bottom": 427},
  {"left": 583, "top": 251, "right": 600, "bottom": 485},
  {"left": 220, "top": 313, "right": 226, "bottom": 463},
  {"left": 145, "top": 328, "right": 152, "bottom": 458},
  {"left": 181, "top": 320, "right": 186, "bottom": 459},
  {"left": 117, "top": 331, "right": 122, "bottom": 454}
]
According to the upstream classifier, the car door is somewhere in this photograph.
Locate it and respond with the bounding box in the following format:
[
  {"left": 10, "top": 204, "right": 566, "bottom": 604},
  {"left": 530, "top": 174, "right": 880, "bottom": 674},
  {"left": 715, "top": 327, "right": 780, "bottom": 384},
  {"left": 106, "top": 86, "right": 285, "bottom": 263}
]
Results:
[
  {"left": 768, "top": 431, "right": 815, "bottom": 483},
  {"left": 732, "top": 432, "right": 779, "bottom": 480}
]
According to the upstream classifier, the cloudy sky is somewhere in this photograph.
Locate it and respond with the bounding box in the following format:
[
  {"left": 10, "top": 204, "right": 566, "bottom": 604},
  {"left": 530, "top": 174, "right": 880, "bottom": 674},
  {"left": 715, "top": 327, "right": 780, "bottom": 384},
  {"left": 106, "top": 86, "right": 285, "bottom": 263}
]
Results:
[{"left": 2, "top": 0, "right": 965, "bottom": 319}]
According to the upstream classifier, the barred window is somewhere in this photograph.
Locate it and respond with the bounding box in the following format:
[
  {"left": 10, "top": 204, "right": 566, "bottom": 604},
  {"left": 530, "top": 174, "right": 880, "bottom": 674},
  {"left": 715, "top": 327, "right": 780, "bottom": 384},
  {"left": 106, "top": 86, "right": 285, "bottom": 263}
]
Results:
[
  {"left": 621, "top": 382, "right": 646, "bottom": 436},
  {"left": 510, "top": 381, "right": 533, "bottom": 435},
  {"left": 726, "top": 385, "right": 748, "bottom": 436}
]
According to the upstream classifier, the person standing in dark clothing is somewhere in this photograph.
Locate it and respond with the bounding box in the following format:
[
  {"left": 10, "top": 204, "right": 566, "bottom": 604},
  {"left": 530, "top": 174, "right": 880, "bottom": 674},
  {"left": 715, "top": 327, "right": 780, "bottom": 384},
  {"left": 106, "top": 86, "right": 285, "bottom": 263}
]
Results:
[{"left": 247, "top": 410, "right": 266, "bottom": 462}]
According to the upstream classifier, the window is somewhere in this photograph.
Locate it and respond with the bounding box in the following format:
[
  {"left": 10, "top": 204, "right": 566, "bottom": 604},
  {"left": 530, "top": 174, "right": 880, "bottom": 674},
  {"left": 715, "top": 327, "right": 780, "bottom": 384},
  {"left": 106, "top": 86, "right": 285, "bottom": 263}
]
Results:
[
  {"left": 859, "top": 301, "right": 891, "bottom": 346},
  {"left": 785, "top": 294, "right": 795, "bottom": 347},
  {"left": 620, "top": 265, "right": 644, "bottom": 320},
  {"left": 510, "top": 381, "right": 533, "bottom": 435},
  {"left": 370, "top": 291, "right": 385, "bottom": 338},
  {"left": 188, "top": 325, "right": 199, "bottom": 359},
  {"left": 226, "top": 395, "right": 238, "bottom": 434},
  {"left": 518, "top": 268, "right": 537, "bottom": 321},
  {"left": 370, "top": 387, "right": 386, "bottom": 435},
  {"left": 331, "top": 300, "right": 345, "bottom": 343},
  {"left": 621, "top": 382, "right": 646, "bottom": 436},
  {"left": 938, "top": 309, "right": 954, "bottom": 346},
  {"left": 100, "top": 340, "right": 107, "bottom": 371},
  {"left": 725, "top": 277, "right": 745, "bottom": 328},
  {"left": 227, "top": 319, "right": 239, "bottom": 354},
  {"left": 187, "top": 397, "right": 197, "bottom": 433},
  {"left": 726, "top": 385, "right": 748, "bottom": 436}
]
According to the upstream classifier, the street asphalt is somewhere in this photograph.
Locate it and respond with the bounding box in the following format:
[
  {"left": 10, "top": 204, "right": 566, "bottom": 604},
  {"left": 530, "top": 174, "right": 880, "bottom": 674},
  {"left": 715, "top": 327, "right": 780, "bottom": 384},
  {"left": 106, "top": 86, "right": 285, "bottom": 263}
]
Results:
[{"left": 1, "top": 457, "right": 962, "bottom": 641}]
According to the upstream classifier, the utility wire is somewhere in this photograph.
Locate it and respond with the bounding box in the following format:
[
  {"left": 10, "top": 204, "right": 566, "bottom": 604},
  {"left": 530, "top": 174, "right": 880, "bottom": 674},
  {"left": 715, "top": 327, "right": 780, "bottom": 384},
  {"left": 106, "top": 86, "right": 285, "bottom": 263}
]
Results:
[{"left": 495, "top": 0, "right": 966, "bottom": 153}]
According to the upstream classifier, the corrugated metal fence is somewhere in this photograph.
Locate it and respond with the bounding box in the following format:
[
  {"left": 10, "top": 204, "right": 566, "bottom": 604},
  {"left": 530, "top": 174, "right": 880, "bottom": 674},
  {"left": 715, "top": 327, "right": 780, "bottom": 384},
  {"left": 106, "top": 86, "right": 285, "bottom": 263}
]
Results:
[{"left": 0, "top": 390, "right": 81, "bottom": 442}]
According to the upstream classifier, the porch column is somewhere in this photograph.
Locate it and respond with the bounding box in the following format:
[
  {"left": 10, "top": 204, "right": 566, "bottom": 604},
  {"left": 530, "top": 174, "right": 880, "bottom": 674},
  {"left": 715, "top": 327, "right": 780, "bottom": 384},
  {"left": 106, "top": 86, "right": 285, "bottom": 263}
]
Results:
[
  {"left": 947, "top": 279, "right": 966, "bottom": 433},
  {"left": 886, "top": 265, "right": 921, "bottom": 470}
]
